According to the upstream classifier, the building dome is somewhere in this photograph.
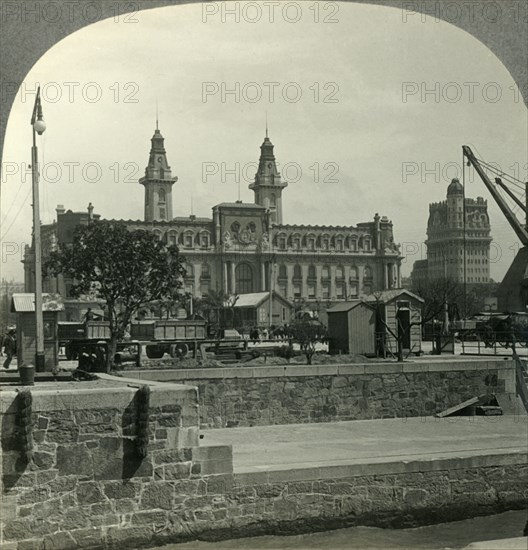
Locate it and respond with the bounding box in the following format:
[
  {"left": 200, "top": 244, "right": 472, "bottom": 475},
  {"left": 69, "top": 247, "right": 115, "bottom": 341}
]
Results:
[{"left": 447, "top": 178, "right": 464, "bottom": 196}]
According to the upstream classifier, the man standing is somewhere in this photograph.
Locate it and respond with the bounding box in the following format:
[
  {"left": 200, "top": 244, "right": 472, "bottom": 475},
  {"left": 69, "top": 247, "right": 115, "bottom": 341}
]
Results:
[
  {"left": 3, "top": 328, "right": 16, "bottom": 369},
  {"left": 82, "top": 308, "right": 95, "bottom": 323}
]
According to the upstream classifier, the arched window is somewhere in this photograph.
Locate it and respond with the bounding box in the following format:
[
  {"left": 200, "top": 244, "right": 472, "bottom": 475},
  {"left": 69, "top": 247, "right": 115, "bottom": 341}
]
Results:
[
  {"left": 235, "top": 263, "right": 254, "bottom": 294},
  {"left": 184, "top": 232, "right": 194, "bottom": 248},
  {"left": 200, "top": 232, "right": 209, "bottom": 248},
  {"left": 308, "top": 265, "right": 316, "bottom": 279},
  {"left": 364, "top": 266, "right": 373, "bottom": 279},
  {"left": 350, "top": 236, "right": 358, "bottom": 251},
  {"left": 278, "top": 265, "right": 287, "bottom": 279},
  {"left": 158, "top": 188, "right": 166, "bottom": 203},
  {"left": 336, "top": 265, "right": 344, "bottom": 280},
  {"left": 184, "top": 263, "right": 194, "bottom": 279},
  {"left": 153, "top": 229, "right": 163, "bottom": 241},
  {"left": 167, "top": 230, "right": 178, "bottom": 246},
  {"left": 293, "top": 264, "right": 302, "bottom": 279},
  {"left": 322, "top": 265, "right": 330, "bottom": 280},
  {"left": 201, "top": 263, "right": 210, "bottom": 279},
  {"left": 270, "top": 194, "right": 276, "bottom": 207},
  {"left": 349, "top": 266, "right": 358, "bottom": 280},
  {"left": 292, "top": 234, "right": 301, "bottom": 250}
]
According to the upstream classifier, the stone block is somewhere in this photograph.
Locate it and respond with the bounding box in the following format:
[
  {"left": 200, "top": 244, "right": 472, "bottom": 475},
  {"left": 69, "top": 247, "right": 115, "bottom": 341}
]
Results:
[
  {"left": 164, "top": 462, "right": 192, "bottom": 480},
  {"left": 167, "top": 426, "right": 199, "bottom": 448},
  {"left": 114, "top": 498, "right": 137, "bottom": 514},
  {"left": 404, "top": 488, "right": 428, "bottom": 505},
  {"left": 46, "top": 476, "right": 78, "bottom": 497},
  {"left": 56, "top": 443, "right": 93, "bottom": 477},
  {"left": 76, "top": 482, "right": 105, "bottom": 505},
  {"left": 90, "top": 437, "right": 124, "bottom": 480},
  {"left": 17, "top": 486, "right": 50, "bottom": 506},
  {"left": 191, "top": 445, "right": 232, "bottom": 462},
  {"left": 3, "top": 518, "right": 56, "bottom": 541},
  {"left": 70, "top": 528, "right": 105, "bottom": 549},
  {"left": 60, "top": 508, "right": 94, "bottom": 531},
  {"left": 105, "top": 526, "right": 155, "bottom": 548},
  {"left": 140, "top": 482, "right": 174, "bottom": 510},
  {"left": 41, "top": 531, "right": 77, "bottom": 550},
  {"left": 103, "top": 480, "right": 137, "bottom": 500},
  {"left": 131, "top": 510, "right": 168, "bottom": 526},
  {"left": 153, "top": 448, "right": 192, "bottom": 465},
  {"left": 205, "top": 474, "right": 234, "bottom": 494}
]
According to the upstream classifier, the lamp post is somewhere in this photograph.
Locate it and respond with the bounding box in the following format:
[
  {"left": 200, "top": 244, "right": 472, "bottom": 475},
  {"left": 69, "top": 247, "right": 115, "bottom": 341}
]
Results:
[
  {"left": 268, "top": 254, "right": 276, "bottom": 331},
  {"left": 30, "top": 86, "right": 46, "bottom": 372}
]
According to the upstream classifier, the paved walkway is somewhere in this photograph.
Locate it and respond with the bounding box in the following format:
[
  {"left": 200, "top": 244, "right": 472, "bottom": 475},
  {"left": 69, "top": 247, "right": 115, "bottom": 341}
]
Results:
[{"left": 202, "top": 416, "right": 528, "bottom": 473}]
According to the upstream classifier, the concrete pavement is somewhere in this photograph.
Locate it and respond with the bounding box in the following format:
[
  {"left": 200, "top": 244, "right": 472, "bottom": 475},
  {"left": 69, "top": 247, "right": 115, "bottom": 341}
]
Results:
[{"left": 202, "top": 416, "right": 528, "bottom": 473}]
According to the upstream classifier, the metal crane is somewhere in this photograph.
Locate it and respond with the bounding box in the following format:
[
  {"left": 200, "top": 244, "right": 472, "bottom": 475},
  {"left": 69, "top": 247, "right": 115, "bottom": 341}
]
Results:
[{"left": 462, "top": 145, "right": 528, "bottom": 311}]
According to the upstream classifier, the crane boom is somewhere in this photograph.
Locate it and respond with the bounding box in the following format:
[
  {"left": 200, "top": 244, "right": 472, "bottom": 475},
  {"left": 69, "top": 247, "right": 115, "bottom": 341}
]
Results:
[
  {"left": 462, "top": 145, "right": 528, "bottom": 247},
  {"left": 495, "top": 177, "right": 526, "bottom": 213}
]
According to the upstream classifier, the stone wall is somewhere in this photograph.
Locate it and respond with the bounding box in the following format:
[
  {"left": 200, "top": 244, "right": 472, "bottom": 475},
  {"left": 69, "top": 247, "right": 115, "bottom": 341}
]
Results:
[
  {"left": 0, "top": 377, "right": 233, "bottom": 549},
  {"left": 125, "top": 359, "right": 517, "bottom": 428},
  {"left": 0, "top": 374, "right": 525, "bottom": 549}
]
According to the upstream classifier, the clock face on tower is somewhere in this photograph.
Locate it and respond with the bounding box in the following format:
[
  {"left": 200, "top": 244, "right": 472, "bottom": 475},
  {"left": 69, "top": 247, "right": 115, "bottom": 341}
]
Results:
[{"left": 157, "top": 156, "right": 163, "bottom": 163}]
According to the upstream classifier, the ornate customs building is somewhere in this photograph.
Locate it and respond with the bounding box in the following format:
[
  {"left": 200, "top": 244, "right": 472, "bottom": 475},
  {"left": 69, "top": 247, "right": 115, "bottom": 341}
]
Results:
[
  {"left": 411, "top": 178, "right": 492, "bottom": 285},
  {"left": 25, "top": 127, "right": 403, "bottom": 320}
]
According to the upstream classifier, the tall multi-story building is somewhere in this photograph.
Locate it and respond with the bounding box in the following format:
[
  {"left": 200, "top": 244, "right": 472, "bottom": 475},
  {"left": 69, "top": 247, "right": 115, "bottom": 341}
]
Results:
[
  {"left": 25, "top": 127, "right": 403, "bottom": 323},
  {"left": 411, "top": 178, "right": 492, "bottom": 285}
]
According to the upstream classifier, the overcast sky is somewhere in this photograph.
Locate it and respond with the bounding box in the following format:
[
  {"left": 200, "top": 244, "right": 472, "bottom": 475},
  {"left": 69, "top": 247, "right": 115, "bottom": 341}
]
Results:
[{"left": 1, "top": 2, "right": 526, "bottom": 282}]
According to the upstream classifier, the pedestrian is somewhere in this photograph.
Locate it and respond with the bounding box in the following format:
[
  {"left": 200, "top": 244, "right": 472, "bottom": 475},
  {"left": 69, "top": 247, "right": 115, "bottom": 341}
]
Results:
[
  {"left": 3, "top": 328, "right": 16, "bottom": 370},
  {"left": 82, "top": 308, "right": 95, "bottom": 323}
]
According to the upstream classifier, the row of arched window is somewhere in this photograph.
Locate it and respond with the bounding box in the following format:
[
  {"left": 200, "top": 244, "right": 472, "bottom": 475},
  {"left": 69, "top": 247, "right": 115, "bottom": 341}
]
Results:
[
  {"left": 152, "top": 229, "right": 211, "bottom": 248},
  {"left": 277, "top": 264, "right": 373, "bottom": 280},
  {"left": 274, "top": 232, "right": 372, "bottom": 252}
]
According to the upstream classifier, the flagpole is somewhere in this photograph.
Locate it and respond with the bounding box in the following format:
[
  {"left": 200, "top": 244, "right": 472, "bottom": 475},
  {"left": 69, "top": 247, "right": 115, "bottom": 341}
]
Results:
[{"left": 31, "top": 87, "right": 46, "bottom": 371}]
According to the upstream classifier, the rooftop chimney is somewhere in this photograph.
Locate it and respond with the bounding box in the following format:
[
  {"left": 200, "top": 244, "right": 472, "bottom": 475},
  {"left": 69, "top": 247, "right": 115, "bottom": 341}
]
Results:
[{"left": 56, "top": 204, "right": 65, "bottom": 217}]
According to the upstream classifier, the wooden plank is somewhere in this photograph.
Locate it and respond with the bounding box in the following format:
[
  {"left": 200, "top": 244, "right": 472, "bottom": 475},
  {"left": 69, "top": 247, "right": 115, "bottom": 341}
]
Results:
[{"left": 435, "top": 396, "right": 479, "bottom": 418}]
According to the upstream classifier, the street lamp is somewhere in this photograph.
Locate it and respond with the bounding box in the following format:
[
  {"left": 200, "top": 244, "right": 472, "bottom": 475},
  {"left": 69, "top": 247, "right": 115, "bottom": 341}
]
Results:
[{"left": 30, "top": 86, "right": 46, "bottom": 372}]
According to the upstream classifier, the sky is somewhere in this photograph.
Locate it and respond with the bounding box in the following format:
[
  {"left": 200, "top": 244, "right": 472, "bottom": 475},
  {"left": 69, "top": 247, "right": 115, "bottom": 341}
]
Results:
[{"left": 1, "top": 2, "right": 527, "bottom": 282}]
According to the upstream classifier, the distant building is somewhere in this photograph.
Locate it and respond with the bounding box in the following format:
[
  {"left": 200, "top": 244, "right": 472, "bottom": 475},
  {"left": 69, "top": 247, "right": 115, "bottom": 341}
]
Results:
[
  {"left": 411, "top": 179, "right": 492, "bottom": 286},
  {"left": 25, "top": 127, "right": 403, "bottom": 325},
  {"left": 0, "top": 279, "right": 25, "bottom": 329}
]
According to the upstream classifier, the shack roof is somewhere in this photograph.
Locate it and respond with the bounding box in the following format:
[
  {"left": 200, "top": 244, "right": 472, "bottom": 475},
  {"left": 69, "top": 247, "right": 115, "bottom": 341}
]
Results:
[
  {"left": 327, "top": 300, "right": 372, "bottom": 313},
  {"left": 363, "top": 289, "right": 424, "bottom": 304},
  {"left": 230, "top": 291, "right": 292, "bottom": 309},
  {"left": 11, "top": 293, "right": 65, "bottom": 313}
]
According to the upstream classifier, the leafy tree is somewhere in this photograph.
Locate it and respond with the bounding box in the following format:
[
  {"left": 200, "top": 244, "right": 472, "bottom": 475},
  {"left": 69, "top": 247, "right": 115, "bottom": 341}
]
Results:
[
  {"left": 288, "top": 318, "right": 324, "bottom": 365},
  {"left": 195, "top": 290, "right": 239, "bottom": 331},
  {"left": 412, "top": 277, "right": 498, "bottom": 322},
  {"left": 45, "top": 221, "right": 185, "bottom": 371}
]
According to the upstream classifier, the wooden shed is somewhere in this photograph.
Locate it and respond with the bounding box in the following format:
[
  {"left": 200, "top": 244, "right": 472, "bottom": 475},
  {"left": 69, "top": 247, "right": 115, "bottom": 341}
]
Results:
[
  {"left": 327, "top": 301, "right": 377, "bottom": 356},
  {"left": 364, "top": 289, "right": 424, "bottom": 357},
  {"left": 227, "top": 291, "right": 293, "bottom": 330},
  {"left": 327, "top": 290, "right": 424, "bottom": 358},
  {"left": 11, "top": 293, "right": 64, "bottom": 371}
]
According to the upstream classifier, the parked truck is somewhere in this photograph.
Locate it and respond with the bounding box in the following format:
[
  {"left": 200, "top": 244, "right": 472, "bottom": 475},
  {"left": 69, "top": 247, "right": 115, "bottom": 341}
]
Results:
[{"left": 130, "top": 319, "right": 208, "bottom": 358}]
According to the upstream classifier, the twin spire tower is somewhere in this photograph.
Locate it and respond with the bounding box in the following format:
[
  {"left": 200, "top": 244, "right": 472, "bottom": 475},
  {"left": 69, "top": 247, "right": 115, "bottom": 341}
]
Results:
[{"left": 139, "top": 120, "right": 287, "bottom": 223}]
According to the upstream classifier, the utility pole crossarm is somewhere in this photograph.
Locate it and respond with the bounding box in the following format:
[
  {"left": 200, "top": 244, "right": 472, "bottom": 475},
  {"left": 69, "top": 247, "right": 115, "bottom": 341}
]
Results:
[{"left": 463, "top": 145, "right": 528, "bottom": 247}]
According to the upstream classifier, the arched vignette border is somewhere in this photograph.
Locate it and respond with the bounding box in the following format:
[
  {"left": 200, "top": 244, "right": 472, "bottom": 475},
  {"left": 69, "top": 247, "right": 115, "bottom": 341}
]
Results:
[{"left": 0, "top": 0, "right": 526, "bottom": 190}]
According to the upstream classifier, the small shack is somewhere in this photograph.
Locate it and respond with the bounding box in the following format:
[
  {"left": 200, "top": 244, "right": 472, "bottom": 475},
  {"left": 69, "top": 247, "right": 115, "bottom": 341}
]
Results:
[
  {"left": 327, "top": 301, "right": 377, "bottom": 356},
  {"left": 327, "top": 289, "right": 424, "bottom": 357},
  {"left": 11, "top": 293, "right": 64, "bottom": 370},
  {"left": 364, "top": 289, "right": 424, "bottom": 357},
  {"left": 226, "top": 291, "right": 293, "bottom": 330}
]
